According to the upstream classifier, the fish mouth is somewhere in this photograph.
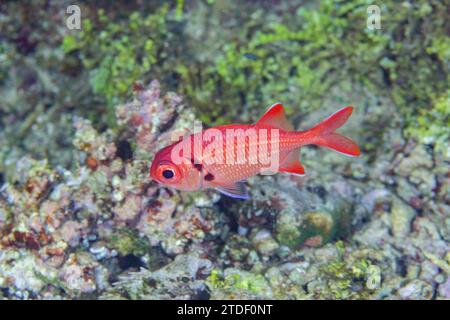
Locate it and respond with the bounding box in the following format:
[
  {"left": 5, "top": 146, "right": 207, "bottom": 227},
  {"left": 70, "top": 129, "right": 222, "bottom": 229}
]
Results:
[
  {"left": 149, "top": 171, "right": 160, "bottom": 183},
  {"left": 149, "top": 174, "right": 161, "bottom": 183}
]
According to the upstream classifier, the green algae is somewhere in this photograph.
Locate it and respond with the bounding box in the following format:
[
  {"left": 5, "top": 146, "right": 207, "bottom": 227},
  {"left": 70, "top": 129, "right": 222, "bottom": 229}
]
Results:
[
  {"left": 109, "top": 229, "right": 149, "bottom": 257},
  {"left": 406, "top": 90, "right": 450, "bottom": 157},
  {"left": 318, "top": 243, "right": 382, "bottom": 299},
  {"left": 62, "top": 5, "right": 170, "bottom": 124},
  {"left": 206, "top": 269, "right": 272, "bottom": 299},
  {"left": 60, "top": 0, "right": 448, "bottom": 156}
]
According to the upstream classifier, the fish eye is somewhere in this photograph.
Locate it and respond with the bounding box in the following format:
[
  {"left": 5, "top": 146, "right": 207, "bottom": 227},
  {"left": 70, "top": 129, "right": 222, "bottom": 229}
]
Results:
[
  {"left": 153, "top": 161, "right": 181, "bottom": 184},
  {"left": 162, "top": 169, "right": 174, "bottom": 179}
]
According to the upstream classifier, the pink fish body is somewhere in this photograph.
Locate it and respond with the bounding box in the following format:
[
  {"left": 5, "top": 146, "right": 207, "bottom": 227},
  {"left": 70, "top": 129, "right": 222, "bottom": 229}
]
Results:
[{"left": 150, "top": 103, "right": 360, "bottom": 199}]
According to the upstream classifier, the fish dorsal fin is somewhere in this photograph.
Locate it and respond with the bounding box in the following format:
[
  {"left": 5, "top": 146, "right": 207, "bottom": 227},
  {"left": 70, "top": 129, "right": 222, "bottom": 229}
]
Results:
[
  {"left": 279, "top": 149, "right": 305, "bottom": 176},
  {"left": 256, "top": 103, "right": 294, "bottom": 131},
  {"left": 215, "top": 181, "right": 249, "bottom": 200}
]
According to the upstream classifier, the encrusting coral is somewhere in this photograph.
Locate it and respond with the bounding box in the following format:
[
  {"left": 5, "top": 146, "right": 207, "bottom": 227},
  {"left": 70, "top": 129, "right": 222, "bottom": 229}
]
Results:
[{"left": 0, "top": 81, "right": 225, "bottom": 298}]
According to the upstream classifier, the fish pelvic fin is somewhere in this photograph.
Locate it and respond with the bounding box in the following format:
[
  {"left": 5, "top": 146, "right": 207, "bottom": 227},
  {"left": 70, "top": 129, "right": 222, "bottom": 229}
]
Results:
[
  {"left": 215, "top": 181, "right": 249, "bottom": 200},
  {"left": 306, "top": 106, "right": 361, "bottom": 157},
  {"left": 256, "top": 103, "right": 294, "bottom": 131}
]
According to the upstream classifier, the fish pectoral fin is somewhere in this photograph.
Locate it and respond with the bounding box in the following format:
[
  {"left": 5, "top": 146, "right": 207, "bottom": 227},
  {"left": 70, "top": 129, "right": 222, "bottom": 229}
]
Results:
[
  {"left": 215, "top": 181, "right": 249, "bottom": 200},
  {"left": 255, "top": 103, "right": 294, "bottom": 131},
  {"left": 279, "top": 149, "right": 305, "bottom": 176}
]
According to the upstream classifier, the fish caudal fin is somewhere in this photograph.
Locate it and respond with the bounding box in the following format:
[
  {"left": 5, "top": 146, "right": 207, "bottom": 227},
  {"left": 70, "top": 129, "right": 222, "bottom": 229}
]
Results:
[{"left": 308, "top": 106, "right": 361, "bottom": 157}]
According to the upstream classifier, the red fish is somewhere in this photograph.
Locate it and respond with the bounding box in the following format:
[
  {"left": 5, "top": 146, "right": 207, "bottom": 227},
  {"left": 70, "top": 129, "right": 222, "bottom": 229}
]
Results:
[{"left": 150, "top": 103, "right": 360, "bottom": 199}]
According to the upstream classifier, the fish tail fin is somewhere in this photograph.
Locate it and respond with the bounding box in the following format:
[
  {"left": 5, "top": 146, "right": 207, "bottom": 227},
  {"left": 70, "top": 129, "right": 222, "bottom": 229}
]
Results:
[{"left": 306, "top": 106, "right": 361, "bottom": 157}]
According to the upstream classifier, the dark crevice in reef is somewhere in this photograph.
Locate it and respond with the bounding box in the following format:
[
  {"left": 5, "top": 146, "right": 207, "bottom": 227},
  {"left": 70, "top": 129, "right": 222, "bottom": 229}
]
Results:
[
  {"left": 117, "top": 254, "right": 146, "bottom": 271},
  {"left": 116, "top": 140, "right": 133, "bottom": 161}
]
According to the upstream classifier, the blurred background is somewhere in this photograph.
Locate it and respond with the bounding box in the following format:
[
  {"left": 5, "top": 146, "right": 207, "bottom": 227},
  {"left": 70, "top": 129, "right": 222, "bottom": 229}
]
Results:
[
  {"left": 0, "top": 0, "right": 448, "bottom": 300},
  {"left": 1, "top": 0, "right": 448, "bottom": 177}
]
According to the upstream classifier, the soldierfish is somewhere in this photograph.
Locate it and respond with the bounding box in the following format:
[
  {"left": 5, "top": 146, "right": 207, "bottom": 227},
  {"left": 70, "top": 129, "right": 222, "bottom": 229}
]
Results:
[{"left": 150, "top": 103, "right": 360, "bottom": 199}]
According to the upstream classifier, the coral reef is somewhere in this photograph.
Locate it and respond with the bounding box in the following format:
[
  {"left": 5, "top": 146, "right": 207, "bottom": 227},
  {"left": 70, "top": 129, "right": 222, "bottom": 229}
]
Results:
[
  {"left": 0, "top": 82, "right": 225, "bottom": 299},
  {"left": 1, "top": 81, "right": 448, "bottom": 300}
]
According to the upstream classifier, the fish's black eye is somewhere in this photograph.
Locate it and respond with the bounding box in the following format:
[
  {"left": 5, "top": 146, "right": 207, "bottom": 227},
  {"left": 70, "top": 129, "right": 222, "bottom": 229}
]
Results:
[{"left": 162, "top": 169, "right": 174, "bottom": 179}]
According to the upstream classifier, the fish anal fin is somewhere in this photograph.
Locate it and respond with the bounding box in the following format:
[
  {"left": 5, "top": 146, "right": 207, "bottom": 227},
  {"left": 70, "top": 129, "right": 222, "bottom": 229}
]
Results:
[
  {"left": 256, "top": 103, "right": 294, "bottom": 131},
  {"left": 279, "top": 149, "right": 305, "bottom": 176},
  {"left": 215, "top": 181, "right": 249, "bottom": 200}
]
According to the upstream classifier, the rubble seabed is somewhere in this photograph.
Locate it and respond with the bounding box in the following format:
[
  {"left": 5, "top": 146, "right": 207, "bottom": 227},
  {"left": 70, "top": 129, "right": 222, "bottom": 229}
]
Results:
[{"left": 0, "top": 81, "right": 449, "bottom": 300}]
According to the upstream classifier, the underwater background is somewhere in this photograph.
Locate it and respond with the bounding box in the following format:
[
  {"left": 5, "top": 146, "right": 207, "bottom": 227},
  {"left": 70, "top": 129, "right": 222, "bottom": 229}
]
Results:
[{"left": 0, "top": 0, "right": 448, "bottom": 299}]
